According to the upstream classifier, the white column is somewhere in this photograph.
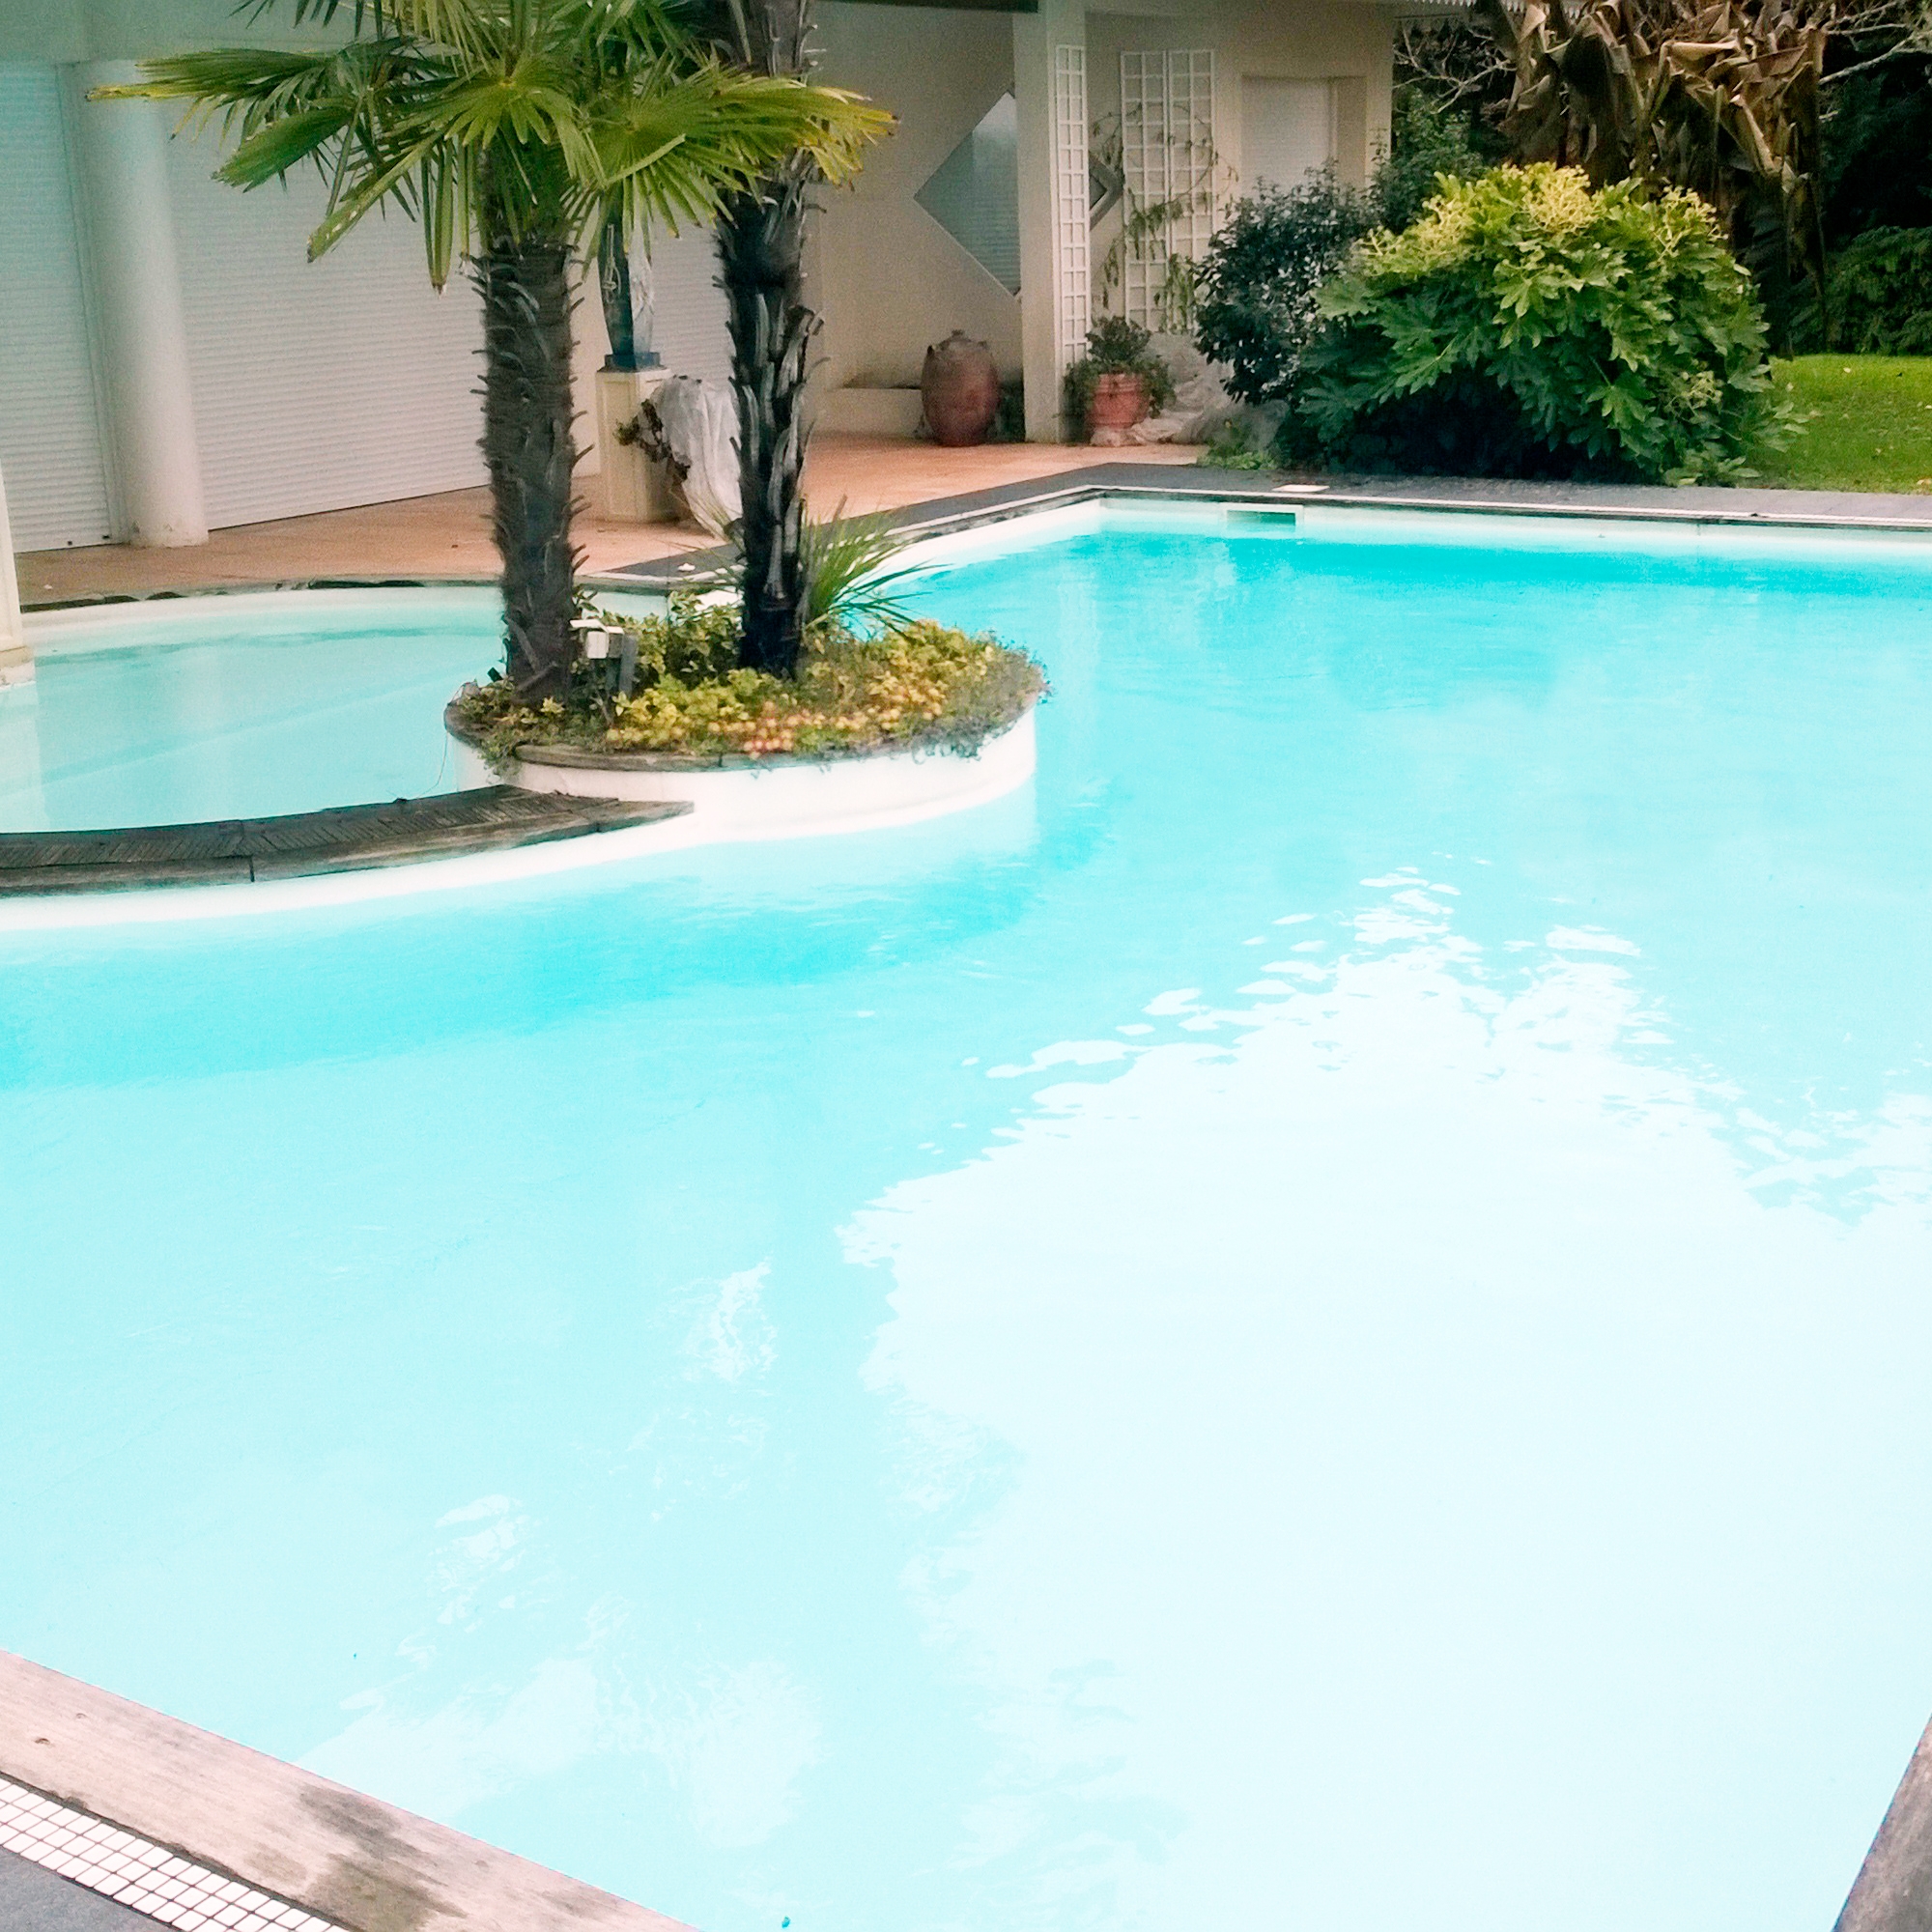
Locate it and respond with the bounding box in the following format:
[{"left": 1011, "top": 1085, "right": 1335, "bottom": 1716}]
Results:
[
  {"left": 71, "top": 63, "right": 209, "bottom": 547},
  {"left": 1015, "top": 0, "right": 1089, "bottom": 442},
  {"left": 0, "top": 457, "right": 29, "bottom": 685}
]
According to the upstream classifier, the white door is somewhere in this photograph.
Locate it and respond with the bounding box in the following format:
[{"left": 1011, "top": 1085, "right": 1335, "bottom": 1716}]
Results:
[
  {"left": 0, "top": 66, "right": 115, "bottom": 551},
  {"left": 1242, "top": 78, "right": 1336, "bottom": 192}
]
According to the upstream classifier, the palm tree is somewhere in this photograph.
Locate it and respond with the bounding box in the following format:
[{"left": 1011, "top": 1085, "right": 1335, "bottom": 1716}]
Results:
[
  {"left": 102, "top": 0, "right": 888, "bottom": 698},
  {"left": 704, "top": 0, "right": 826, "bottom": 680}
]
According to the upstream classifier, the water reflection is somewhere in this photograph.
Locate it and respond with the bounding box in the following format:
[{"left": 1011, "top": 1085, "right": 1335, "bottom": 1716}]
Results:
[{"left": 854, "top": 876, "right": 1932, "bottom": 1932}]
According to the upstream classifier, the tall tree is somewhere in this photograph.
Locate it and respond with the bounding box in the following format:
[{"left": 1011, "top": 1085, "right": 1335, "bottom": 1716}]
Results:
[
  {"left": 1467, "top": 0, "right": 1832, "bottom": 330},
  {"left": 705, "top": 0, "right": 831, "bottom": 680},
  {"left": 105, "top": 0, "right": 886, "bottom": 697}
]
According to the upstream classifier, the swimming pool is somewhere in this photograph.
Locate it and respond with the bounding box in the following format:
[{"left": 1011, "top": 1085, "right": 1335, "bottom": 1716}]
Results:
[
  {"left": 6, "top": 502, "right": 1932, "bottom": 1932},
  {"left": 0, "top": 588, "right": 500, "bottom": 833}
]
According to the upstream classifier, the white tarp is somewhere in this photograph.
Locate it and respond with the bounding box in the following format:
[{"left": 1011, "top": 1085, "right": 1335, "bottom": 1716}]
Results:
[{"left": 653, "top": 376, "right": 739, "bottom": 535}]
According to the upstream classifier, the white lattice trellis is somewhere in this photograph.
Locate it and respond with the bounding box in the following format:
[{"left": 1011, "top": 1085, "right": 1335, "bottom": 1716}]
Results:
[
  {"left": 1119, "top": 48, "right": 1216, "bottom": 330},
  {"left": 1051, "top": 45, "right": 1092, "bottom": 380}
]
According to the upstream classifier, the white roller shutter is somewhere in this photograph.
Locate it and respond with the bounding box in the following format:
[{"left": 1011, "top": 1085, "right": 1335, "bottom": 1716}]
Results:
[
  {"left": 164, "top": 124, "right": 487, "bottom": 528},
  {"left": 645, "top": 222, "right": 732, "bottom": 384},
  {"left": 1242, "top": 78, "right": 1337, "bottom": 192},
  {"left": 0, "top": 66, "right": 114, "bottom": 551}
]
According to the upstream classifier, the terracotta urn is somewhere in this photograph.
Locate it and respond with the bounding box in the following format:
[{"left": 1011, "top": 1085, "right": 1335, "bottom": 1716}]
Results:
[
  {"left": 1087, "top": 371, "right": 1151, "bottom": 441},
  {"left": 922, "top": 330, "right": 1001, "bottom": 447}
]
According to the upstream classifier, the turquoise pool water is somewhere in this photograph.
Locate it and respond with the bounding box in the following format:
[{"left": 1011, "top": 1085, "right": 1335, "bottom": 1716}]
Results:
[
  {"left": 0, "top": 589, "right": 499, "bottom": 831},
  {"left": 6, "top": 506, "right": 1932, "bottom": 1932}
]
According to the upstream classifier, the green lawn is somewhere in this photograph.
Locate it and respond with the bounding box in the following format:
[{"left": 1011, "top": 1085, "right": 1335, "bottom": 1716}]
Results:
[{"left": 1761, "top": 355, "right": 1932, "bottom": 494}]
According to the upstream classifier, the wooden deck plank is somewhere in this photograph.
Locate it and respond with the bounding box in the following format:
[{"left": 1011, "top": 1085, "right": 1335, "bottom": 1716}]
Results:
[{"left": 0, "top": 787, "right": 688, "bottom": 896}]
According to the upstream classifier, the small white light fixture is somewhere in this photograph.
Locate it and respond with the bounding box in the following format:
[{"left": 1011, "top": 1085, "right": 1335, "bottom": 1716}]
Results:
[{"left": 572, "top": 615, "right": 616, "bottom": 660}]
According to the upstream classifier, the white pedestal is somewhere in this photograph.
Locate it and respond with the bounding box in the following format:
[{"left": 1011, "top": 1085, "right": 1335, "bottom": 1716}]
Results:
[
  {"left": 0, "top": 455, "right": 30, "bottom": 686},
  {"left": 591, "top": 368, "right": 680, "bottom": 524}
]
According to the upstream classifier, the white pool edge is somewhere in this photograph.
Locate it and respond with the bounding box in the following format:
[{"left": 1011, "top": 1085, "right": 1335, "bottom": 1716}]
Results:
[{"left": 0, "top": 710, "right": 1037, "bottom": 931}]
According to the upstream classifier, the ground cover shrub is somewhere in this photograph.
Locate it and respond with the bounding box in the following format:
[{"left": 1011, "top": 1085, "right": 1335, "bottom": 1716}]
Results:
[
  {"left": 452, "top": 595, "right": 1044, "bottom": 768},
  {"left": 1825, "top": 229, "right": 1932, "bottom": 354},
  {"left": 1292, "top": 165, "right": 1793, "bottom": 483},
  {"left": 1758, "top": 355, "right": 1932, "bottom": 492}
]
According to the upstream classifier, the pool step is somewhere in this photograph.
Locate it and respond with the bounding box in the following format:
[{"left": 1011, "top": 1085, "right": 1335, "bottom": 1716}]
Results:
[{"left": 0, "top": 786, "right": 690, "bottom": 895}]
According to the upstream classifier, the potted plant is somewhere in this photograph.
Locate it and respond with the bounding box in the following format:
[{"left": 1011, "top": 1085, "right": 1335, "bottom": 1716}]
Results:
[{"left": 1065, "top": 316, "right": 1177, "bottom": 443}]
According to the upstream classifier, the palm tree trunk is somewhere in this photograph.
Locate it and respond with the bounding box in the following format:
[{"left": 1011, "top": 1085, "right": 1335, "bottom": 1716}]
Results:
[
  {"left": 476, "top": 230, "right": 578, "bottom": 698},
  {"left": 718, "top": 159, "right": 814, "bottom": 678}
]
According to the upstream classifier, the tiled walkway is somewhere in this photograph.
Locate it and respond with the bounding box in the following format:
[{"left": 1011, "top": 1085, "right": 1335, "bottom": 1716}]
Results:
[
  {"left": 0, "top": 1777, "right": 340, "bottom": 1932},
  {"left": 3, "top": 1848, "right": 159, "bottom": 1928},
  {"left": 15, "top": 435, "right": 1202, "bottom": 605}
]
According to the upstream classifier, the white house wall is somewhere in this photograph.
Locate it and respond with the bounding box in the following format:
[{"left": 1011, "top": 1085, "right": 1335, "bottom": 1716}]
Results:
[
  {"left": 814, "top": 3, "right": 1023, "bottom": 389},
  {"left": 0, "top": 0, "right": 613, "bottom": 549},
  {"left": 1086, "top": 1, "right": 1392, "bottom": 203}
]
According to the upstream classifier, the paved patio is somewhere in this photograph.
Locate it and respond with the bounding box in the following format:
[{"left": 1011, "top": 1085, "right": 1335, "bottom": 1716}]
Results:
[{"left": 14, "top": 436, "right": 1203, "bottom": 605}]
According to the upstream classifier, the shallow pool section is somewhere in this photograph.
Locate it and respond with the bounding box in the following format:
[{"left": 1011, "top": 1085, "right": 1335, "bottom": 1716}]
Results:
[
  {"left": 0, "top": 589, "right": 501, "bottom": 832},
  {"left": 7, "top": 506, "right": 1932, "bottom": 1932}
]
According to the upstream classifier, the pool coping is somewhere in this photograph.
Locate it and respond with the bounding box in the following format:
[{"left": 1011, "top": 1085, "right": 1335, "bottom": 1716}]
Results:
[
  {"left": 0, "top": 1650, "right": 692, "bottom": 1932},
  {"left": 0, "top": 785, "right": 690, "bottom": 896},
  {"left": 19, "top": 466, "right": 1932, "bottom": 613},
  {"left": 611, "top": 463, "right": 1932, "bottom": 588}
]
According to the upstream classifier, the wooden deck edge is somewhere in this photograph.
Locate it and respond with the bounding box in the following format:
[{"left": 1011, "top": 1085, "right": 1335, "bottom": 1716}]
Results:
[
  {"left": 0, "top": 1650, "right": 693, "bottom": 1932},
  {"left": 0, "top": 787, "right": 691, "bottom": 896},
  {"left": 1836, "top": 1715, "right": 1932, "bottom": 1931}
]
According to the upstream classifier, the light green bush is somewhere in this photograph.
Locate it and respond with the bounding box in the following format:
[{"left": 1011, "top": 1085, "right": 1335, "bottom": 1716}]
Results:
[{"left": 1292, "top": 165, "right": 1794, "bottom": 483}]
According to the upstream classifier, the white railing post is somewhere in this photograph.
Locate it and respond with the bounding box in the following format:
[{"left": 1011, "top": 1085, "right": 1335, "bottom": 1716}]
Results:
[{"left": 1016, "top": 0, "right": 1089, "bottom": 440}]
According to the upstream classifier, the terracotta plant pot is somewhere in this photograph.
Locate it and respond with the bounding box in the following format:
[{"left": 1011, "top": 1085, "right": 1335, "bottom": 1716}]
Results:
[
  {"left": 1087, "top": 371, "right": 1150, "bottom": 441},
  {"left": 922, "top": 330, "right": 1001, "bottom": 447}
]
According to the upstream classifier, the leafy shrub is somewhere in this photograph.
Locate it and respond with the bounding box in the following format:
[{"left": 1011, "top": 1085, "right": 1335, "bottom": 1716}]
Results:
[
  {"left": 1293, "top": 165, "right": 1792, "bottom": 483},
  {"left": 1064, "top": 315, "right": 1177, "bottom": 430},
  {"left": 453, "top": 597, "right": 1044, "bottom": 767},
  {"left": 1194, "top": 170, "right": 1378, "bottom": 406},
  {"left": 1375, "top": 91, "right": 1493, "bottom": 232},
  {"left": 1826, "top": 227, "right": 1932, "bottom": 355},
  {"left": 1193, "top": 97, "right": 1491, "bottom": 407}
]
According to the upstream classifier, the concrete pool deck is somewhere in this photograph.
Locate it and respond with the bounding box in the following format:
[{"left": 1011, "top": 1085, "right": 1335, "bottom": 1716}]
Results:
[
  {"left": 16, "top": 441, "right": 1932, "bottom": 615},
  {"left": 12, "top": 438, "right": 1206, "bottom": 608}
]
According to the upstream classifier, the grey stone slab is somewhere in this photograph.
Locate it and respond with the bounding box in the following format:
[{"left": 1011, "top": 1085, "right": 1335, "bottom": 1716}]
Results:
[
  {"left": 0, "top": 1848, "right": 159, "bottom": 1929},
  {"left": 0, "top": 787, "right": 690, "bottom": 896},
  {"left": 603, "top": 463, "right": 1932, "bottom": 588}
]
